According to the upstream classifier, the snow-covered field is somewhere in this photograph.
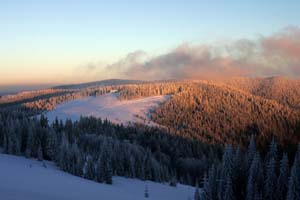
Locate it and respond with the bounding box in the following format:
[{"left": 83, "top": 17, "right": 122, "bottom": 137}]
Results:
[
  {"left": 0, "top": 153, "right": 194, "bottom": 200},
  {"left": 46, "top": 93, "right": 169, "bottom": 125}
]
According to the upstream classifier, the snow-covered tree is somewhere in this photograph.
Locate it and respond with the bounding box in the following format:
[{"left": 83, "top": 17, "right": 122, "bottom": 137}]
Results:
[
  {"left": 286, "top": 144, "right": 300, "bottom": 200},
  {"left": 44, "top": 128, "right": 57, "bottom": 160},
  {"left": 246, "top": 153, "right": 263, "bottom": 200},
  {"left": 25, "top": 125, "right": 34, "bottom": 158},
  {"left": 224, "top": 176, "right": 234, "bottom": 200},
  {"left": 233, "top": 145, "right": 246, "bottom": 200},
  {"left": 264, "top": 158, "right": 276, "bottom": 200},
  {"left": 57, "top": 136, "right": 69, "bottom": 171},
  {"left": 265, "top": 138, "right": 278, "bottom": 163},
  {"left": 274, "top": 153, "right": 289, "bottom": 200},
  {"left": 37, "top": 142, "right": 43, "bottom": 161},
  {"left": 218, "top": 145, "right": 234, "bottom": 200},
  {"left": 247, "top": 135, "right": 257, "bottom": 173},
  {"left": 83, "top": 154, "right": 95, "bottom": 180}
]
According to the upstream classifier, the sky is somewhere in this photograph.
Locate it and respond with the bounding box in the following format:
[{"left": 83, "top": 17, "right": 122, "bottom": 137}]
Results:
[{"left": 0, "top": 0, "right": 300, "bottom": 88}]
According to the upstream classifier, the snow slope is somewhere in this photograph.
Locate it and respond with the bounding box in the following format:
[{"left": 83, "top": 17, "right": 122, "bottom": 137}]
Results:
[
  {"left": 0, "top": 153, "right": 194, "bottom": 200},
  {"left": 46, "top": 93, "right": 169, "bottom": 125}
]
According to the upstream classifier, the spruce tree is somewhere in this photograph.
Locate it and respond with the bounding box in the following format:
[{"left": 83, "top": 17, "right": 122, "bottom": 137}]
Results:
[
  {"left": 58, "top": 136, "right": 69, "bottom": 171},
  {"left": 246, "top": 153, "right": 263, "bottom": 200},
  {"left": 105, "top": 159, "right": 113, "bottom": 184},
  {"left": 264, "top": 158, "right": 276, "bottom": 200},
  {"left": 96, "top": 157, "right": 104, "bottom": 183},
  {"left": 233, "top": 145, "right": 246, "bottom": 200},
  {"left": 286, "top": 144, "right": 300, "bottom": 200},
  {"left": 84, "top": 155, "right": 95, "bottom": 180},
  {"left": 224, "top": 176, "right": 234, "bottom": 200},
  {"left": 143, "top": 150, "right": 153, "bottom": 181},
  {"left": 37, "top": 143, "right": 43, "bottom": 161},
  {"left": 45, "top": 128, "right": 57, "bottom": 160},
  {"left": 276, "top": 153, "right": 289, "bottom": 200},
  {"left": 247, "top": 135, "right": 257, "bottom": 173},
  {"left": 25, "top": 126, "right": 33, "bottom": 158},
  {"left": 7, "top": 121, "right": 21, "bottom": 155},
  {"left": 218, "top": 145, "right": 234, "bottom": 200},
  {"left": 265, "top": 138, "right": 278, "bottom": 163}
]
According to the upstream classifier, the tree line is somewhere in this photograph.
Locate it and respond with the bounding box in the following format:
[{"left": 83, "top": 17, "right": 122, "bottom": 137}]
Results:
[{"left": 0, "top": 108, "right": 222, "bottom": 186}]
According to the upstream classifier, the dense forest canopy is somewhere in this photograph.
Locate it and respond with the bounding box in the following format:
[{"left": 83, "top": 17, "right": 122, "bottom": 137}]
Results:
[{"left": 1, "top": 77, "right": 300, "bottom": 148}]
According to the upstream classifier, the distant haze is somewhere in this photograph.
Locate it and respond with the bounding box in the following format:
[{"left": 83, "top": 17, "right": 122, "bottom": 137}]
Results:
[
  {"left": 0, "top": 84, "right": 53, "bottom": 96},
  {"left": 1, "top": 1, "right": 300, "bottom": 85}
]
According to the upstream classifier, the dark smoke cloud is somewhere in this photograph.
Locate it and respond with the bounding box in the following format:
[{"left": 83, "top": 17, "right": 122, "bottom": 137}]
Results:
[{"left": 82, "top": 27, "right": 300, "bottom": 80}]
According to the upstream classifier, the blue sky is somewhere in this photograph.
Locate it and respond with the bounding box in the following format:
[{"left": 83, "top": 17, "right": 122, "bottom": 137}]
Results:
[{"left": 0, "top": 0, "right": 299, "bottom": 85}]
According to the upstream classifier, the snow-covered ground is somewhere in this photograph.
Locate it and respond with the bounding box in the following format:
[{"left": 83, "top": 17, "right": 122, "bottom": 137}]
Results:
[
  {"left": 0, "top": 153, "right": 194, "bottom": 200},
  {"left": 46, "top": 94, "right": 169, "bottom": 125}
]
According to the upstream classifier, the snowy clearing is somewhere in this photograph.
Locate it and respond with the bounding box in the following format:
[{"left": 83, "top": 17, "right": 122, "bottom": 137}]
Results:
[
  {"left": 45, "top": 94, "right": 169, "bottom": 125},
  {"left": 0, "top": 153, "right": 194, "bottom": 200}
]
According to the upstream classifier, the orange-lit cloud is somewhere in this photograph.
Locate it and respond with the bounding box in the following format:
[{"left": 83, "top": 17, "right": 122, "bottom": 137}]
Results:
[{"left": 83, "top": 26, "right": 300, "bottom": 80}]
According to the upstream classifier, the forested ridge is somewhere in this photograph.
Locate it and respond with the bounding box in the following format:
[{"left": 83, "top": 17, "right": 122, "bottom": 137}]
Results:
[
  {"left": 1, "top": 77, "right": 300, "bottom": 148},
  {"left": 151, "top": 82, "right": 300, "bottom": 146},
  {"left": 116, "top": 78, "right": 300, "bottom": 147},
  {"left": 1, "top": 77, "right": 300, "bottom": 199},
  {"left": 223, "top": 77, "right": 300, "bottom": 108}
]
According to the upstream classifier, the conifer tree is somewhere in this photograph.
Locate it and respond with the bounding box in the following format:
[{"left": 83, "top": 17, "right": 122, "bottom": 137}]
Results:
[
  {"left": 143, "top": 150, "right": 153, "bottom": 181},
  {"left": 276, "top": 153, "right": 289, "bottom": 200},
  {"left": 104, "top": 159, "right": 113, "bottom": 184},
  {"left": 25, "top": 126, "right": 34, "bottom": 158},
  {"left": 266, "top": 138, "right": 277, "bottom": 158},
  {"left": 246, "top": 153, "right": 263, "bottom": 200},
  {"left": 247, "top": 135, "right": 256, "bottom": 172},
  {"left": 286, "top": 144, "right": 300, "bottom": 200},
  {"left": 264, "top": 158, "right": 276, "bottom": 200},
  {"left": 83, "top": 155, "right": 95, "bottom": 180},
  {"left": 44, "top": 128, "right": 57, "bottom": 160},
  {"left": 224, "top": 176, "right": 234, "bottom": 200},
  {"left": 37, "top": 142, "right": 43, "bottom": 161},
  {"left": 218, "top": 145, "right": 234, "bottom": 200},
  {"left": 233, "top": 145, "right": 246, "bottom": 200},
  {"left": 58, "top": 137, "right": 69, "bottom": 172}
]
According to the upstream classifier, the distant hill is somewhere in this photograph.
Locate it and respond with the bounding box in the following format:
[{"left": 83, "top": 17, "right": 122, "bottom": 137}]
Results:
[
  {"left": 52, "top": 79, "right": 148, "bottom": 89},
  {"left": 114, "top": 77, "right": 300, "bottom": 146},
  {"left": 223, "top": 76, "right": 300, "bottom": 108},
  {"left": 150, "top": 80, "right": 300, "bottom": 146},
  {"left": 0, "top": 79, "right": 148, "bottom": 106}
]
